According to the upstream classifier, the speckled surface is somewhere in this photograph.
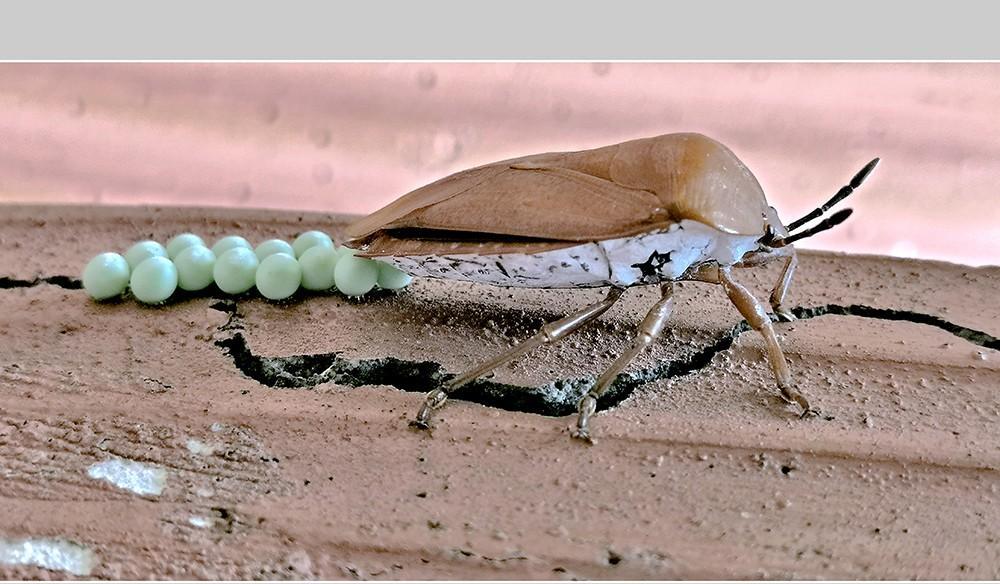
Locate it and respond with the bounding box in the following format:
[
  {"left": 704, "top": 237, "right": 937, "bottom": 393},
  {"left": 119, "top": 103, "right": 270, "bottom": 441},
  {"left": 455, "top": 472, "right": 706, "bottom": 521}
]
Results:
[{"left": 1, "top": 205, "right": 999, "bottom": 579}]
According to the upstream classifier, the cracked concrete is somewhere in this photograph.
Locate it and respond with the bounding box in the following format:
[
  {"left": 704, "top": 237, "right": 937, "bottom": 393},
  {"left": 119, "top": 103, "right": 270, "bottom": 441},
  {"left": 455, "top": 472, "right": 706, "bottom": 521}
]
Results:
[
  {"left": 0, "top": 275, "right": 81, "bottom": 290},
  {"left": 1, "top": 205, "right": 999, "bottom": 580},
  {"left": 211, "top": 300, "right": 999, "bottom": 418}
]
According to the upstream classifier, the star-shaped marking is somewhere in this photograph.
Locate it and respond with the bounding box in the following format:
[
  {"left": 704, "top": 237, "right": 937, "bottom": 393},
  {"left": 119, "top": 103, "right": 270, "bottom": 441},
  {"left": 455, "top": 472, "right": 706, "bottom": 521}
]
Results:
[{"left": 631, "top": 250, "right": 672, "bottom": 283}]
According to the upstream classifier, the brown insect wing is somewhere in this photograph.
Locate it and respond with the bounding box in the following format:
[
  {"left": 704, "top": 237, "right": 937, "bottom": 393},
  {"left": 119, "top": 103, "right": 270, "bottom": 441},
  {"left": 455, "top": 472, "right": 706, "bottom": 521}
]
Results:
[{"left": 346, "top": 133, "right": 769, "bottom": 257}]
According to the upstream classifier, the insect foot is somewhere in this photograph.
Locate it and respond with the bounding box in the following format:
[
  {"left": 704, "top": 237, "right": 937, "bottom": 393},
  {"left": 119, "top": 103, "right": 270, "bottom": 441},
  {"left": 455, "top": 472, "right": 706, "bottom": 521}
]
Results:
[
  {"left": 800, "top": 407, "right": 821, "bottom": 419},
  {"left": 779, "top": 386, "right": 818, "bottom": 419},
  {"left": 571, "top": 395, "right": 599, "bottom": 445},
  {"left": 410, "top": 388, "right": 449, "bottom": 431},
  {"left": 773, "top": 306, "right": 797, "bottom": 323}
]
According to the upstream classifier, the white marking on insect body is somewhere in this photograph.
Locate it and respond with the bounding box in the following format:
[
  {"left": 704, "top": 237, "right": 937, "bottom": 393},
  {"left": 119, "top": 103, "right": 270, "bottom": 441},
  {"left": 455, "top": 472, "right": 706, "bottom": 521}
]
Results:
[{"left": 377, "top": 220, "right": 759, "bottom": 288}]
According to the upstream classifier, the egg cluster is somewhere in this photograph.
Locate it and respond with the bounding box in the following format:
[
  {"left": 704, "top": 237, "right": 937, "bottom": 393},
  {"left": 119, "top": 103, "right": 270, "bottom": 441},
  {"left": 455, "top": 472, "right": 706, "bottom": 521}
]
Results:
[{"left": 81, "top": 230, "right": 411, "bottom": 304}]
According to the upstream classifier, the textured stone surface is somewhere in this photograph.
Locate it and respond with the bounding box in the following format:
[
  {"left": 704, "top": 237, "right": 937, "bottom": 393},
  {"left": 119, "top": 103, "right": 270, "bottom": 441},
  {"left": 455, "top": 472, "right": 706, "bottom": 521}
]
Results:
[{"left": 1, "top": 205, "right": 999, "bottom": 579}]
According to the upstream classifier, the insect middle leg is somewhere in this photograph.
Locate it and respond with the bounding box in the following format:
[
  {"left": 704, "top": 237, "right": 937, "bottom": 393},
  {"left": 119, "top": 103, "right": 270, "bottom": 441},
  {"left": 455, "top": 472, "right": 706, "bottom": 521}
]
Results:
[
  {"left": 410, "top": 286, "right": 625, "bottom": 430},
  {"left": 573, "top": 282, "right": 675, "bottom": 444},
  {"left": 717, "top": 266, "right": 817, "bottom": 417}
]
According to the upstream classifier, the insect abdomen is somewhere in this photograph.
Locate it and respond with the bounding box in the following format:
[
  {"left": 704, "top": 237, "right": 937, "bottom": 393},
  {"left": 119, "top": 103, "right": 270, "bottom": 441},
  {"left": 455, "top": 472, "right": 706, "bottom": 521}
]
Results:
[{"left": 377, "top": 220, "right": 759, "bottom": 289}]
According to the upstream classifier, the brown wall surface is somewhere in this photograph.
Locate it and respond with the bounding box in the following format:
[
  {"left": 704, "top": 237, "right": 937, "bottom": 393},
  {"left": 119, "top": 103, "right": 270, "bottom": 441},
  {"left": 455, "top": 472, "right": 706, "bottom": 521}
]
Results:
[{"left": 0, "top": 63, "right": 997, "bottom": 266}]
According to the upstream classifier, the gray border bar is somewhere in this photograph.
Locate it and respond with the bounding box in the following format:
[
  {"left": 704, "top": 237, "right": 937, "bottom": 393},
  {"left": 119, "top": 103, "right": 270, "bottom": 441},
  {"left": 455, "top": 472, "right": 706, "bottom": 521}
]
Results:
[{"left": 1, "top": 0, "right": 998, "bottom": 60}]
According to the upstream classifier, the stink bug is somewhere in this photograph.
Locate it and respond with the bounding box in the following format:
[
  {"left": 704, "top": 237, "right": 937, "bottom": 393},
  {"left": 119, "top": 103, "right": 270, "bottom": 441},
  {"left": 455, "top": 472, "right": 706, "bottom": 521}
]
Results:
[{"left": 345, "top": 133, "right": 878, "bottom": 443}]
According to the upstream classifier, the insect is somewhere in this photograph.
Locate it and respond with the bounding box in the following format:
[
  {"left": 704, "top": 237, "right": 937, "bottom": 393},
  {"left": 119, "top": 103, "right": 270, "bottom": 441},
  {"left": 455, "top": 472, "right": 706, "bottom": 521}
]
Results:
[{"left": 345, "top": 133, "right": 878, "bottom": 443}]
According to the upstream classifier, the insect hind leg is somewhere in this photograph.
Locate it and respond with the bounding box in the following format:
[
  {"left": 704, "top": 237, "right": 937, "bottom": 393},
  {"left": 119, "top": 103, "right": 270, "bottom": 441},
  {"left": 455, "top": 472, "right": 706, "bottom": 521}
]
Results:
[{"left": 410, "top": 286, "right": 625, "bottom": 431}]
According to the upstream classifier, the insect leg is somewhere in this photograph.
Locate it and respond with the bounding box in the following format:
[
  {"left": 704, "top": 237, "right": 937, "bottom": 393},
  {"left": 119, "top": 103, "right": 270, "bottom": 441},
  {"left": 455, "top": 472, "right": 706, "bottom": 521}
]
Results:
[
  {"left": 718, "top": 267, "right": 817, "bottom": 418},
  {"left": 686, "top": 263, "right": 720, "bottom": 283},
  {"left": 410, "top": 286, "right": 625, "bottom": 430},
  {"left": 730, "top": 247, "right": 797, "bottom": 322},
  {"left": 572, "top": 282, "right": 675, "bottom": 444},
  {"left": 768, "top": 247, "right": 798, "bottom": 322}
]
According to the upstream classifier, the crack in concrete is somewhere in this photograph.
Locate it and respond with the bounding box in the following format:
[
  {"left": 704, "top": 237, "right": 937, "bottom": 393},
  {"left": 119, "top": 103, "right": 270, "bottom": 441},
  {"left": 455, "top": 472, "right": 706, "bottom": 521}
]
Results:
[
  {"left": 5, "top": 273, "right": 997, "bottom": 417},
  {"left": 0, "top": 275, "right": 82, "bottom": 290},
  {"left": 210, "top": 300, "right": 1000, "bottom": 417}
]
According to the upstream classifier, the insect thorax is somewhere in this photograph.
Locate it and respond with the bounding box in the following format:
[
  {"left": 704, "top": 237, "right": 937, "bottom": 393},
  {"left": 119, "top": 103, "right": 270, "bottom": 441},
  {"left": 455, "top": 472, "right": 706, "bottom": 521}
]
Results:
[{"left": 377, "top": 220, "right": 760, "bottom": 289}]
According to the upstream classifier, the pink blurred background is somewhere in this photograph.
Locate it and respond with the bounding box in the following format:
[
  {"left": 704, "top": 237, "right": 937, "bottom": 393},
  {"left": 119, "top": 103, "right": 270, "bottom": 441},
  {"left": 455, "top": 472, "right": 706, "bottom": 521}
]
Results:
[{"left": 0, "top": 63, "right": 997, "bottom": 266}]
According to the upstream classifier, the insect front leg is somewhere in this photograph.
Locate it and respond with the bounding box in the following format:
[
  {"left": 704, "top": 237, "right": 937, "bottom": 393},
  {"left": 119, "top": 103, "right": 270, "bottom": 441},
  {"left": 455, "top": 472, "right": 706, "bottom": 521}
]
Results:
[
  {"left": 768, "top": 247, "right": 798, "bottom": 322},
  {"left": 572, "top": 282, "right": 675, "bottom": 444},
  {"left": 718, "top": 267, "right": 817, "bottom": 418},
  {"left": 410, "top": 286, "right": 625, "bottom": 431},
  {"left": 733, "top": 246, "right": 797, "bottom": 322}
]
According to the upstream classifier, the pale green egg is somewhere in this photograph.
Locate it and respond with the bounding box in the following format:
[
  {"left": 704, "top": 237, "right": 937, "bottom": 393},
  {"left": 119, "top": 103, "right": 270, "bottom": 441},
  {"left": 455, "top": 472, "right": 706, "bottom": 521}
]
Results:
[
  {"left": 334, "top": 254, "right": 378, "bottom": 296},
  {"left": 211, "top": 235, "right": 252, "bottom": 258},
  {"left": 255, "top": 239, "right": 295, "bottom": 261},
  {"left": 255, "top": 253, "right": 302, "bottom": 300},
  {"left": 129, "top": 256, "right": 178, "bottom": 304},
  {"left": 82, "top": 252, "right": 131, "bottom": 300},
  {"left": 213, "top": 247, "right": 259, "bottom": 294},
  {"left": 298, "top": 245, "right": 339, "bottom": 291},
  {"left": 174, "top": 245, "right": 216, "bottom": 291},
  {"left": 292, "top": 230, "right": 334, "bottom": 258},
  {"left": 376, "top": 261, "right": 413, "bottom": 290},
  {"left": 124, "top": 240, "right": 168, "bottom": 270},
  {"left": 166, "top": 233, "right": 205, "bottom": 259}
]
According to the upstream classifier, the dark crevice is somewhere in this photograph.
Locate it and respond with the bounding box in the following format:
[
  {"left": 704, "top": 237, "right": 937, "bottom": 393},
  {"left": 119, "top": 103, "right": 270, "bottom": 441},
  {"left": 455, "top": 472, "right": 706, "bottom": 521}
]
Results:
[
  {"left": 0, "top": 275, "right": 82, "bottom": 290},
  {"left": 5, "top": 272, "right": 996, "bottom": 416},
  {"left": 211, "top": 302, "right": 1000, "bottom": 418},
  {"left": 795, "top": 305, "right": 1000, "bottom": 351}
]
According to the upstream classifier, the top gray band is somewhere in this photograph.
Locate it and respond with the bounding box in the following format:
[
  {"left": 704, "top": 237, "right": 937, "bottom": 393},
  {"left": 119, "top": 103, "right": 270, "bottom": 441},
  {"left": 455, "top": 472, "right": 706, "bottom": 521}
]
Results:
[{"left": 1, "top": 0, "right": 999, "bottom": 60}]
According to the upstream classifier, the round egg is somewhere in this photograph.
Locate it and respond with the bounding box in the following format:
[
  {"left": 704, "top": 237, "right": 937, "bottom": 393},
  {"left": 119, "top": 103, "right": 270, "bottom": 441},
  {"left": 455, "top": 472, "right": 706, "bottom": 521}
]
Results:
[
  {"left": 334, "top": 254, "right": 378, "bottom": 296},
  {"left": 298, "top": 245, "right": 340, "bottom": 291},
  {"left": 174, "top": 245, "right": 216, "bottom": 291},
  {"left": 129, "top": 256, "right": 178, "bottom": 304},
  {"left": 255, "top": 239, "right": 295, "bottom": 261},
  {"left": 211, "top": 235, "right": 253, "bottom": 258},
  {"left": 255, "top": 253, "right": 302, "bottom": 300},
  {"left": 376, "top": 261, "right": 413, "bottom": 290},
  {"left": 166, "top": 233, "right": 205, "bottom": 259},
  {"left": 213, "top": 247, "right": 259, "bottom": 294},
  {"left": 82, "top": 252, "right": 131, "bottom": 300},
  {"left": 124, "top": 240, "right": 168, "bottom": 270},
  {"left": 292, "top": 230, "right": 334, "bottom": 258}
]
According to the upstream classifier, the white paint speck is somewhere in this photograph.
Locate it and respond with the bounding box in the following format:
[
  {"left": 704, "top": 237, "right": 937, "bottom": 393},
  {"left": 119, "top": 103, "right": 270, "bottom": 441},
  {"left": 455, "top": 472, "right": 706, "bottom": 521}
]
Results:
[
  {"left": 210, "top": 422, "right": 225, "bottom": 433},
  {"left": 0, "top": 538, "right": 95, "bottom": 576},
  {"left": 188, "top": 516, "right": 212, "bottom": 529},
  {"left": 185, "top": 438, "right": 215, "bottom": 456},
  {"left": 87, "top": 458, "right": 167, "bottom": 496}
]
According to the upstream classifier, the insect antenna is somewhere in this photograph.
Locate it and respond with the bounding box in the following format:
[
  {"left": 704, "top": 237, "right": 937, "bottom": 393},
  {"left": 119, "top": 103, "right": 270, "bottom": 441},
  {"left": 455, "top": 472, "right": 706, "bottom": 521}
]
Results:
[
  {"left": 785, "top": 158, "right": 879, "bottom": 232},
  {"left": 775, "top": 208, "right": 854, "bottom": 247}
]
